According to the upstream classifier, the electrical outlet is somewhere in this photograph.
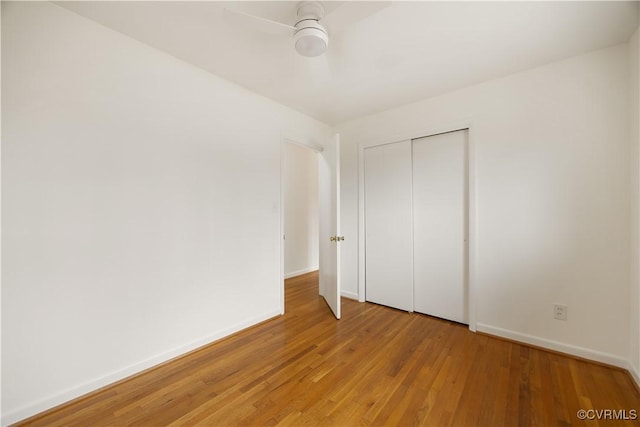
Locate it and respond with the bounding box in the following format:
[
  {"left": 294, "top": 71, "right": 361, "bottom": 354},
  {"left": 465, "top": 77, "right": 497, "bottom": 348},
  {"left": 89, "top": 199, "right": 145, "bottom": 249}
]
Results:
[{"left": 553, "top": 304, "right": 567, "bottom": 321}]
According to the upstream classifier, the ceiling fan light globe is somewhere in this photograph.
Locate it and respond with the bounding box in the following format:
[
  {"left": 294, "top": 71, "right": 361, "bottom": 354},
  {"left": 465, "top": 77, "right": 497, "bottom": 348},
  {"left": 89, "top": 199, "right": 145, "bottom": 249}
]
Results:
[{"left": 294, "top": 27, "right": 328, "bottom": 57}]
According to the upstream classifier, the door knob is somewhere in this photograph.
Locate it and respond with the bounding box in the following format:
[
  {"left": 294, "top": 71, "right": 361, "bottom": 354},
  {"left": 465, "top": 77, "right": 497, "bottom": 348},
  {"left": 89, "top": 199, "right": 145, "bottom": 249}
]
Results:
[
  {"left": 337, "top": 236, "right": 345, "bottom": 241},
  {"left": 330, "top": 236, "right": 336, "bottom": 242}
]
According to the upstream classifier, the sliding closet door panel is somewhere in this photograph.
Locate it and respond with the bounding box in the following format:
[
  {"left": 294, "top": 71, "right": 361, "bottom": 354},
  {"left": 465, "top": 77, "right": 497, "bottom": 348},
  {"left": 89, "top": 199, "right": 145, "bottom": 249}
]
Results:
[
  {"left": 413, "top": 131, "right": 468, "bottom": 323},
  {"left": 364, "top": 141, "right": 413, "bottom": 311}
]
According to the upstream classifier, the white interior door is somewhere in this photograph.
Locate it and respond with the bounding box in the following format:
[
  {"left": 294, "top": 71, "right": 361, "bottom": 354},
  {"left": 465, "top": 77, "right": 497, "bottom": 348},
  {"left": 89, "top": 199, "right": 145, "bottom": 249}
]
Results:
[
  {"left": 413, "top": 130, "right": 468, "bottom": 324},
  {"left": 318, "top": 134, "right": 341, "bottom": 319},
  {"left": 364, "top": 141, "right": 413, "bottom": 311}
]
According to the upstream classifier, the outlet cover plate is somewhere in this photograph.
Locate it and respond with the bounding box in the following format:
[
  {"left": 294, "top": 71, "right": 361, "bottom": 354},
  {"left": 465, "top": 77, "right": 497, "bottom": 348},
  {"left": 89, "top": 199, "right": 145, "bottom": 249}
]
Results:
[{"left": 553, "top": 304, "right": 567, "bottom": 321}]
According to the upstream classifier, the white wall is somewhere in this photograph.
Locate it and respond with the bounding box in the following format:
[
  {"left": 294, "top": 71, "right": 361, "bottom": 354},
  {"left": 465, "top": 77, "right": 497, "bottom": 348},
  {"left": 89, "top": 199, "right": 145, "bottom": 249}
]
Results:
[
  {"left": 337, "top": 44, "right": 631, "bottom": 367},
  {"left": 630, "top": 25, "right": 640, "bottom": 383},
  {"left": 1, "top": 2, "right": 331, "bottom": 424},
  {"left": 283, "top": 143, "right": 318, "bottom": 278}
]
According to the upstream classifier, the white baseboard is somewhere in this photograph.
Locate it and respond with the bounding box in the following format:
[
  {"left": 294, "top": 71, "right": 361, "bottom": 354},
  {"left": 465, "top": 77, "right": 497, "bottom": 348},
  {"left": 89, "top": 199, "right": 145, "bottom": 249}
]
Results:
[
  {"left": 476, "top": 323, "right": 628, "bottom": 369},
  {"left": 2, "top": 310, "right": 282, "bottom": 426},
  {"left": 341, "top": 290, "right": 359, "bottom": 300},
  {"left": 284, "top": 267, "right": 318, "bottom": 279}
]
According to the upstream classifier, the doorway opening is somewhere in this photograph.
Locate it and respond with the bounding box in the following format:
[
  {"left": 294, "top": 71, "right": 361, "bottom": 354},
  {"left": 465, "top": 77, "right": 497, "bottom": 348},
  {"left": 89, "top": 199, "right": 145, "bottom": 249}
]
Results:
[
  {"left": 282, "top": 141, "right": 320, "bottom": 313},
  {"left": 280, "top": 135, "right": 341, "bottom": 319}
]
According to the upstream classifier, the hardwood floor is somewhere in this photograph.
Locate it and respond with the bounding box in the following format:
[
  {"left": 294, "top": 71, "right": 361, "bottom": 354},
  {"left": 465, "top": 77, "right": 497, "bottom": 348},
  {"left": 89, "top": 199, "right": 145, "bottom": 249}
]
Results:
[{"left": 17, "top": 271, "right": 640, "bottom": 426}]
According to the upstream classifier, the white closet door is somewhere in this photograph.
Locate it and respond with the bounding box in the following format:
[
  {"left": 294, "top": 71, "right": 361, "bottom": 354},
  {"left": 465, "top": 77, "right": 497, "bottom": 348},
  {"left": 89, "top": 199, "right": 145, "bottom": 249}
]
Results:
[
  {"left": 413, "top": 131, "right": 468, "bottom": 324},
  {"left": 364, "top": 141, "right": 413, "bottom": 311}
]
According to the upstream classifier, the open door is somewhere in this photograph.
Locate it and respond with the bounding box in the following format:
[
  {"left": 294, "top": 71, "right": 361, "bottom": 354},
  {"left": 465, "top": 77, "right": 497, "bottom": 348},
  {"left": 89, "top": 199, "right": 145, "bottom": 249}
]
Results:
[{"left": 318, "top": 134, "right": 341, "bottom": 319}]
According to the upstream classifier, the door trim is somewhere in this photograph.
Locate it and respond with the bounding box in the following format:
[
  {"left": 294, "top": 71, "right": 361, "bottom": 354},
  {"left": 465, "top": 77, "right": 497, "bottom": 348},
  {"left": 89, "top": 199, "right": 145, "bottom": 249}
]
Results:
[{"left": 357, "top": 122, "right": 478, "bottom": 332}]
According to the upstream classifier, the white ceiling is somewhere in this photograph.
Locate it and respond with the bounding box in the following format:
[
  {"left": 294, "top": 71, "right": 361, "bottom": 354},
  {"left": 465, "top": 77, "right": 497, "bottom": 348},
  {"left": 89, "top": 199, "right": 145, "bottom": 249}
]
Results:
[{"left": 58, "top": 1, "right": 639, "bottom": 125}]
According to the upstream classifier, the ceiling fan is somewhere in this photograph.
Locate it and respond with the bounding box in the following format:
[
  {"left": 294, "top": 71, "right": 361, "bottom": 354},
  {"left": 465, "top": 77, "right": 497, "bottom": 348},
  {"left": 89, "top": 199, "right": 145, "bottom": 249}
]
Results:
[{"left": 223, "top": 1, "right": 390, "bottom": 58}]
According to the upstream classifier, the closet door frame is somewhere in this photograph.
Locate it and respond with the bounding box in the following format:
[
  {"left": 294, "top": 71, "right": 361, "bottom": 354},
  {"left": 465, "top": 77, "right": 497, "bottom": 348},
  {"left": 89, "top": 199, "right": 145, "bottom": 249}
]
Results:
[{"left": 358, "top": 122, "right": 478, "bottom": 332}]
